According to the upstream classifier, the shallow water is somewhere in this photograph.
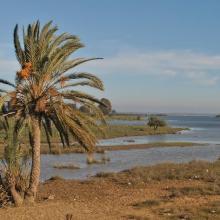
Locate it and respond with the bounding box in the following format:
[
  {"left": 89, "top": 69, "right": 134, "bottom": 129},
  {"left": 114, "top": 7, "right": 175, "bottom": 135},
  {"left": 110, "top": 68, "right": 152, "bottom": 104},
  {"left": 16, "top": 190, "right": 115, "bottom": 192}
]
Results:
[
  {"left": 41, "top": 144, "right": 220, "bottom": 181},
  {"left": 40, "top": 115, "right": 220, "bottom": 181}
]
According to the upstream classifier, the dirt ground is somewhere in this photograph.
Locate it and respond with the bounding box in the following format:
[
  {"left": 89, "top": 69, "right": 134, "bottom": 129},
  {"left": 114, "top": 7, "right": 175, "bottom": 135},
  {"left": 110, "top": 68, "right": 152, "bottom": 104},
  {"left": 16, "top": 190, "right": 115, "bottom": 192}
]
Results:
[{"left": 0, "top": 161, "right": 220, "bottom": 220}]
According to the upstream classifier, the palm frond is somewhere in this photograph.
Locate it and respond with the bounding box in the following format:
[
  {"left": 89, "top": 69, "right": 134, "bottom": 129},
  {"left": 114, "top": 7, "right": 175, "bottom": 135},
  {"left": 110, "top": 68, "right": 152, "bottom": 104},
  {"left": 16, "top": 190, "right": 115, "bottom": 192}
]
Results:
[
  {"left": 0, "top": 79, "right": 15, "bottom": 88},
  {"left": 6, "top": 20, "right": 107, "bottom": 154},
  {"left": 14, "top": 25, "right": 25, "bottom": 65}
]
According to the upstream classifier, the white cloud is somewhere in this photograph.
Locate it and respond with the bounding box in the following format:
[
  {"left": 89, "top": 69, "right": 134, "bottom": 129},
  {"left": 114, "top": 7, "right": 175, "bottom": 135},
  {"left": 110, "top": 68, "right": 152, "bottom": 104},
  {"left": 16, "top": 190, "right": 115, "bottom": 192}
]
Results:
[{"left": 83, "top": 50, "right": 220, "bottom": 86}]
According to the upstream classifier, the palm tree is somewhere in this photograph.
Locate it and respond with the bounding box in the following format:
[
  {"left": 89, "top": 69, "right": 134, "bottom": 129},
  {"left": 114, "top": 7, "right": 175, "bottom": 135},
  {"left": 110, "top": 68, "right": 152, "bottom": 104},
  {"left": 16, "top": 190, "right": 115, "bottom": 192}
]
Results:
[
  {"left": 0, "top": 117, "right": 29, "bottom": 206},
  {"left": 0, "top": 21, "right": 105, "bottom": 203}
]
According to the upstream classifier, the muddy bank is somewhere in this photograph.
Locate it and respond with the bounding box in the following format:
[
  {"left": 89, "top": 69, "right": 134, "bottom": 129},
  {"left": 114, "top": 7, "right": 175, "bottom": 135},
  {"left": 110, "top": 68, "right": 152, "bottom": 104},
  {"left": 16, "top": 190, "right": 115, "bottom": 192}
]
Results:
[{"left": 100, "top": 141, "right": 202, "bottom": 151}]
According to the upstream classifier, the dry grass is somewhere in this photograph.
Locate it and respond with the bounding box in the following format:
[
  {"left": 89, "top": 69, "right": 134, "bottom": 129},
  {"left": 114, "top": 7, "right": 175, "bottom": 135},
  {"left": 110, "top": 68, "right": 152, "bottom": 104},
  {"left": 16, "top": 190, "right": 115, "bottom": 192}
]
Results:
[
  {"left": 107, "top": 114, "right": 145, "bottom": 121},
  {"left": 95, "top": 125, "right": 186, "bottom": 139},
  {"left": 94, "top": 160, "right": 220, "bottom": 219},
  {"left": 95, "top": 160, "right": 219, "bottom": 185},
  {"left": 52, "top": 164, "right": 80, "bottom": 170}
]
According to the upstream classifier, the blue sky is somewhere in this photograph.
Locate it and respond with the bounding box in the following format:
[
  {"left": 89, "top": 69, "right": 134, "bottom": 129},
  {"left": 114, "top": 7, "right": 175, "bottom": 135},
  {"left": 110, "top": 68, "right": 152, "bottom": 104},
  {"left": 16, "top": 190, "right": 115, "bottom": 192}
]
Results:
[{"left": 0, "top": 0, "right": 220, "bottom": 113}]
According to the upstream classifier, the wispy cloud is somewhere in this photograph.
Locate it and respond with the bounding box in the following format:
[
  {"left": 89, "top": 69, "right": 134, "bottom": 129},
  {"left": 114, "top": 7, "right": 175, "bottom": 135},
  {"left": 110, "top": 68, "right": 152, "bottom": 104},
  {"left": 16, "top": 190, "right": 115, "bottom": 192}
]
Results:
[
  {"left": 84, "top": 50, "right": 220, "bottom": 86},
  {"left": 1, "top": 48, "right": 220, "bottom": 86}
]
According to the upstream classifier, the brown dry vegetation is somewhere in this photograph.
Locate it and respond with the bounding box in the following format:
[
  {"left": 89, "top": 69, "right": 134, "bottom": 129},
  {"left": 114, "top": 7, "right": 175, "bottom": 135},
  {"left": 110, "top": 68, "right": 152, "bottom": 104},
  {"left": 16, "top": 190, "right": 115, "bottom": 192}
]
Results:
[
  {"left": 39, "top": 141, "right": 200, "bottom": 155},
  {"left": 0, "top": 123, "right": 184, "bottom": 143},
  {"left": 52, "top": 164, "right": 80, "bottom": 170},
  {"left": 102, "top": 142, "right": 201, "bottom": 151},
  {"left": 0, "top": 160, "right": 220, "bottom": 219},
  {"left": 96, "top": 125, "right": 186, "bottom": 139},
  {"left": 107, "top": 114, "right": 145, "bottom": 121}
]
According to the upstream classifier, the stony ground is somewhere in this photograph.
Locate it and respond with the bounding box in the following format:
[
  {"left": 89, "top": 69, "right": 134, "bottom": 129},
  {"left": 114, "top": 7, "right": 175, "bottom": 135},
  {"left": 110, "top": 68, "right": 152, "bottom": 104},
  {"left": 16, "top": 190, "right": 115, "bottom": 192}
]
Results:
[{"left": 0, "top": 160, "right": 220, "bottom": 220}]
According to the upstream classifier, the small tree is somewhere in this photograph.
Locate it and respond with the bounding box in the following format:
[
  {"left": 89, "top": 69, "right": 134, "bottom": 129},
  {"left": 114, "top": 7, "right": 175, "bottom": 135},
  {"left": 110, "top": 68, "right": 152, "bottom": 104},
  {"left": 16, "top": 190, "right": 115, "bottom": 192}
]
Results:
[
  {"left": 99, "top": 98, "right": 112, "bottom": 115},
  {"left": 79, "top": 105, "right": 91, "bottom": 114},
  {"left": 111, "top": 109, "right": 116, "bottom": 114},
  {"left": 147, "top": 116, "right": 166, "bottom": 130}
]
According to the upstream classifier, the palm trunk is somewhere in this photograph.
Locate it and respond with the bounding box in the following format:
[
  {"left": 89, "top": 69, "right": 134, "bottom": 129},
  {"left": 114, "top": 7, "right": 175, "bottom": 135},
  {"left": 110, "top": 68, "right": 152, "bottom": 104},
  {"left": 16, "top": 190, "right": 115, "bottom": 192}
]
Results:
[
  {"left": 10, "top": 185, "right": 23, "bottom": 206},
  {"left": 25, "top": 116, "right": 41, "bottom": 203}
]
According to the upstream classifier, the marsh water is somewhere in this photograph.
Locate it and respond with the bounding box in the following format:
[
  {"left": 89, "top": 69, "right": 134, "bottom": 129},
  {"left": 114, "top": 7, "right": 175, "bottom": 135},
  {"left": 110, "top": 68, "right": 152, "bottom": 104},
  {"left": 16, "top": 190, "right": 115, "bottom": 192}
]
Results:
[{"left": 40, "top": 115, "right": 220, "bottom": 181}]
